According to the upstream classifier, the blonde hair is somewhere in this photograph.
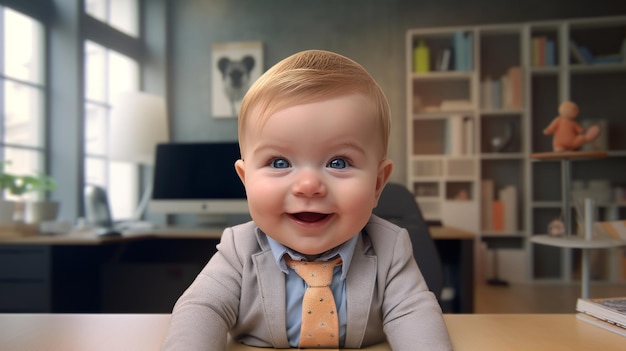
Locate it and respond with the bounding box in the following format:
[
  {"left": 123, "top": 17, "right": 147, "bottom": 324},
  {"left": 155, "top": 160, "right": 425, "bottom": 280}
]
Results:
[{"left": 238, "top": 50, "right": 390, "bottom": 156}]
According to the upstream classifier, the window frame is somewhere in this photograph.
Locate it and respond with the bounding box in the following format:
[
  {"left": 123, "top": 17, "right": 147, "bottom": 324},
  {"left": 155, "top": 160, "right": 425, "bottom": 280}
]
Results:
[
  {"left": 82, "top": 0, "right": 143, "bottom": 221},
  {"left": 0, "top": 5, "right": 48, "bottom": 201}
]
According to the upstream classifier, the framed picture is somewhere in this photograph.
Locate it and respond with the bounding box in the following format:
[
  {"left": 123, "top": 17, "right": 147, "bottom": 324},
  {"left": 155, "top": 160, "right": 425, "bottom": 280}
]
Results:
[{"left": 211, "top": 41, "right": 263, "bottom": 118}]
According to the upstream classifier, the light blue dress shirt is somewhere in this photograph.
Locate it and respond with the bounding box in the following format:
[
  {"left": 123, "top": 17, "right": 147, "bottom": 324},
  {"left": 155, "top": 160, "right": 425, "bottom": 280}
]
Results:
[{"left": 266, "top": 233, "right": 359, "bottom": 348}]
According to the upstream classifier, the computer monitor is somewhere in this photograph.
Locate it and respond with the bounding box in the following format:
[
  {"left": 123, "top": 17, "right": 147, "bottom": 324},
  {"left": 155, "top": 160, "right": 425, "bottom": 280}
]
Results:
[{"left": 149, "top": 142, "right": 248, "bottom": 215}]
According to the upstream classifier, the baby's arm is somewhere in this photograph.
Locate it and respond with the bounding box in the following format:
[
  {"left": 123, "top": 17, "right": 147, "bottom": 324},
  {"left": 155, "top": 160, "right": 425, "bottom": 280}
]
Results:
[
  {"left": 573, "top": 121, "right": 584, "bottom": 134},
  {"left": 382, "top": 230, "right": 453, "bottom": 351},
  {"left": 544, "top": 117, "right": 560, "bottom": 135},
  {"left": 161, "top": 228, "right": 241, "bottom": 351}
]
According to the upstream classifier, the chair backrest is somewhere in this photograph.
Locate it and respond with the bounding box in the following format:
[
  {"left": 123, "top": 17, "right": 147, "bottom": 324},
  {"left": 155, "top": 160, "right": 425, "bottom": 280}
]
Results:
[{"left": 373, "top": 182, "right": 444, "bottom": 299}]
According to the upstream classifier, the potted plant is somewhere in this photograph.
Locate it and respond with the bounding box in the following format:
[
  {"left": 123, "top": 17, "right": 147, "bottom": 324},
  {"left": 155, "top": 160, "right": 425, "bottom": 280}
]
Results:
[
  {"left": 0, "top": 161, "right": 17, "bottom": 224},
  {"left": 0, "top": 161, "right": 58, "bottom": 224},
  {"left": 11, "top": 172, "right": 59, "bottom": 224}
]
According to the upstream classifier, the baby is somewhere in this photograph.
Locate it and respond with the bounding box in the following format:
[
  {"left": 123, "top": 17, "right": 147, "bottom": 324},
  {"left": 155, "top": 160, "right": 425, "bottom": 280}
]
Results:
[{"left": 162, "top": 50, "right": 452, "bottom": 350}]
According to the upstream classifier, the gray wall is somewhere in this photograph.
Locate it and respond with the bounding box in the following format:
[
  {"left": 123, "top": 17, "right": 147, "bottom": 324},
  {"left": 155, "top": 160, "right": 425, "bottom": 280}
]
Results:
[{"left": 168, "top": 0, "right": 626, "bottom": 184}]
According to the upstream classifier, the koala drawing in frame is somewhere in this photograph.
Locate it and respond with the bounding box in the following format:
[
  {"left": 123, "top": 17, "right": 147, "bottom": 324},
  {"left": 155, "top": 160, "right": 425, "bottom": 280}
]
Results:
[{"left": 217, "top": 55, "right": 255, "bottom": 116}]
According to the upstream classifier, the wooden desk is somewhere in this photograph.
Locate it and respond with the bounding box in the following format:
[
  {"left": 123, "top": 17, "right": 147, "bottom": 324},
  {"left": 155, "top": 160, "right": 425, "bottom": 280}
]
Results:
[
  {"left": 0, "top": 226, "right": 474, "bottom": 313},
  {"left": 0, "top": 314, "right": 624, "bottom": 350}
]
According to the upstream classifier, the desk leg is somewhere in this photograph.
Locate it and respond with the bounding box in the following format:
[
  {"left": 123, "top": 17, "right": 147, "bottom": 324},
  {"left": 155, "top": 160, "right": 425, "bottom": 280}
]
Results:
[
  {"left": 436, "top": 239, "right": 474, "bottom": 313},
  {"left": 459, "top": 239, "right": 475, "bottom": 313}
]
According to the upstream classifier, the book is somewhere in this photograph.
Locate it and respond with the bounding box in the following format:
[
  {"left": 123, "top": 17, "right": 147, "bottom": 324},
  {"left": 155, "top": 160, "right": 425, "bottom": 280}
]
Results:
[
  {"left": 569, "top": 40, "right": 588, "bottom": 64},
  {"left": 545, "top": 39, "right": 556, "bottom": 66},
  {"left": 578, "top": 46, "right": 595, "bottom": 64},
  {"left": 453, "top": 31, "right": 472, "bottom": 71},
  {"left": 453, "top": 31, "right": 466, "bottom": 71},
  {"left": 492, "top": 200, "right": 504, "bottom": 232},
  {"left": 481, "top": 78, "right": 493, "bottom": 110},
  {"left": 481, "top": 179, "right": 494, "bottom": 231},
  {"left": 447, "top": 115, "right": 464, "bottom": 156},
  {"left": 462, "top": 116, "right": 474, "bottom": 155},
  {"left": 576, "top": 297, "right": 626, "bottom": 330},
  {"left": 507, "top": 66, "right": 522, "bottom": 109},
  {"left": 437, "top": 48, "right": 451, "bottom": 71},
  {"left": 593, "top": 220, "right": 626, "bottom": 240},
  {"left": 499, "top": 185, "right": 517, "bottom": 232},
  {"left": 576, "top": 313, "right": 626, "bottom": 337},
  {"left": 440, "top": 99, "right": 473, "bottom": 111},
  {"left": 531, "top": 36, "right": 549, "bottom": 66}
]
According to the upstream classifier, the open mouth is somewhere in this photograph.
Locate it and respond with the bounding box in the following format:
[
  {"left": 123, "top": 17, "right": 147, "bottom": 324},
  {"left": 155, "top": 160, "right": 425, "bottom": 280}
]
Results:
[{"left": 290, "top": 212, "right": 330, "bottom": 223}]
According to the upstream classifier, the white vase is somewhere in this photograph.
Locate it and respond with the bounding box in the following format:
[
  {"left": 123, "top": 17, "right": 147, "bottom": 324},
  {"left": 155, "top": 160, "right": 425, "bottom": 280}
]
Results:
[
  {"left": 22, "top": 201, "right": 60, "bottom": 224},
  {"left": 0, "top": 200, "right": 16, "bottom": 224}
]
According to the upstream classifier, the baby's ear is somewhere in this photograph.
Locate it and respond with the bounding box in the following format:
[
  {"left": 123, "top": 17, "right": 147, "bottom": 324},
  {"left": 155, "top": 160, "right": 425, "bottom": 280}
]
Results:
[
  {"left": 234, "top": 159, "right": 246, "bottom": 185},
  {"left": 374, "top": 159, "right": 393, "bottom": 202}
]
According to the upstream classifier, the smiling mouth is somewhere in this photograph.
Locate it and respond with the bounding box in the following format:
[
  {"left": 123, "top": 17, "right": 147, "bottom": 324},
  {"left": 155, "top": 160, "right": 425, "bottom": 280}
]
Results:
[{"left": 290, "top": 212, "right": 330, "bottom": 223}]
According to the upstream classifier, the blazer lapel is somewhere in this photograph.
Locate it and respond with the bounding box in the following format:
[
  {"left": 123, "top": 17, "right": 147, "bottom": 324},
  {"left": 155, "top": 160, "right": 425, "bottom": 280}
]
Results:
[
  {"left": 344, "top": 233, "right": 377, "bottom": 348},
  {"left": 252, "top": 249, "right": 290, "bottom": 348}
]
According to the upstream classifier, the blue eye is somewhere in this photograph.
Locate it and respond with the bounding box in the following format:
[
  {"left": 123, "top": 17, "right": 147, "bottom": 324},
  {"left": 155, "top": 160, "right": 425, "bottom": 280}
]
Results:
[
  {"left": 271, "top": 158, "right": 291, "bottom": 169},
  {"left": 328, "top": 158, "right": 348, "bottom": 169}
]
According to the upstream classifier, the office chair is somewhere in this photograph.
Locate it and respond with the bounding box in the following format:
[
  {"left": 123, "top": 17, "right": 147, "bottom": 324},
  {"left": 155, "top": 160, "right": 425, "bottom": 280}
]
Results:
[{"left": 373, "top": 182, "right": 444, "bottom": 300}]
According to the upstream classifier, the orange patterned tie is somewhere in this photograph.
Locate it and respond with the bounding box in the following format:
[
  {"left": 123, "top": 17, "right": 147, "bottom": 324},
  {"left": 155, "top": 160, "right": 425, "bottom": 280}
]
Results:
[{"left": 285, "top": 256, "right": 342, "bottom": 349}]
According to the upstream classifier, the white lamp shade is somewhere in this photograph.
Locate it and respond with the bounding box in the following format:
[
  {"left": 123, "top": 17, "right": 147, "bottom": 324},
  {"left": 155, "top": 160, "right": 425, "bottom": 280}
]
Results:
[{"left": 109, "top": 91, "right": 169, "bottom": 165}]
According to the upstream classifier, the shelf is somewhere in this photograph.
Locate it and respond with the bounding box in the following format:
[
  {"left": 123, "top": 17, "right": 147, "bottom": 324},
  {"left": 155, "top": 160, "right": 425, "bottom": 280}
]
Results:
[
  {"left": 411, "top": 71, "right": 474, "bottom": 80},
  {"left": 481, "top": 153, "right": 524, "bottom": 160},
  {"left": 482, "top": 231, "right": 525, "bottom": 238},
  {"left": 480, "top": 109, "right": 524, "bottom": 115},
  {"left": 530, "top": 234, "right": 626, "bottom": 249},
  {"left": 569, "top": 63, "right": 626, "bottom": 74},
  {"left": 408, "top": 15, "right": 626, "bottom": 284},
  {"left": 530, "top": 66, "right": 560, "bottom": 75},
  {"left": 530, "top": 151, "right": 608, "bottom": 160},
  {"left": 532, "top": 201, "right": 626, "bottom": 208}
]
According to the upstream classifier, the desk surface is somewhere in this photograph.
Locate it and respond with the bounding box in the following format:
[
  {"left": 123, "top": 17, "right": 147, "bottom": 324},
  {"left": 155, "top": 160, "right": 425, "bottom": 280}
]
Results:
[
  {"left": 0, "top": 313, "right": 623, "bottom": 351},
  {"left": 0, "top": 225, "right": 473, "bottom": 245}
]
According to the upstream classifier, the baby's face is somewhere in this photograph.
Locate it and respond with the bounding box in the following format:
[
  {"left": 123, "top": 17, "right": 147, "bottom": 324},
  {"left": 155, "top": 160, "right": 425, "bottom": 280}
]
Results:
[{"left": 235, "top": 94, "right": 392, "bottom": 258}]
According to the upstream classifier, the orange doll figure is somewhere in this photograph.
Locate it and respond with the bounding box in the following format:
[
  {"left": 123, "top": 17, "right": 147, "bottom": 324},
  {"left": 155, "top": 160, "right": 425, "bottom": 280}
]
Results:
[{"left": 543, "top": 101, "right": 600, "bottom": 151}]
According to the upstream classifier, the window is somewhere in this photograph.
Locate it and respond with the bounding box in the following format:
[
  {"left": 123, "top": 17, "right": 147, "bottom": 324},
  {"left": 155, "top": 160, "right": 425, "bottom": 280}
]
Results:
[
  {"left": 83, "top": 0, "right": 141, "bottom": 221},
  {"left": 0, "top": 7, "right": 46, "bottom": 201},
  {"left": 84, "top": 40, "right": 139, "bottom": 219},
  {"left": 84, "top": 0, "right": 139, "bottom": 37}
]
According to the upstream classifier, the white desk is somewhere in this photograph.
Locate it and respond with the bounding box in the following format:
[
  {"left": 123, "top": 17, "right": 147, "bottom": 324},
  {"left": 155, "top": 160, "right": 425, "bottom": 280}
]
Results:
[{"left": 1, "top": 313, "right": 624, "bottom": 351}]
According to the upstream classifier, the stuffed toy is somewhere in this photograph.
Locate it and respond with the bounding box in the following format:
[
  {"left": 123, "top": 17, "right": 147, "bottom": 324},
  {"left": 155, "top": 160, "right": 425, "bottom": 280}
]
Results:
[{"left": 543, "top": 101, "right": 600, "bottom": 151}]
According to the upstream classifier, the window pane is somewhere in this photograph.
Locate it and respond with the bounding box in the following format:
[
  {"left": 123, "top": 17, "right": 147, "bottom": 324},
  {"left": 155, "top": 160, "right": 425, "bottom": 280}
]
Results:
[
  {"left": 85, "top": 156, "right": 106, "bottom": 187},
  {"left": 85, "top": 0, "right": 138, "bottom": 37},
  {"left": 84, "top": 43, "right": 139, "bottom": 221},
  {"left": 3, "top": 8, "right": 43, "bottom": 84},
  {"left": 84, "top": 102, "right": 107, "bottom": 156},
  {"left": 84, "top": 0, "right": 107, "bottom": 23},
  {"left": 85, "top": 41, "right": 107, "bottom": 102},
  {"left": 4, "top": 81, "right": 43, "bottom": 148},
  {"left": 110, "top": 0, "right": 138, "bottom": 37},
  {"left": 108, "top": 50, "right": 138, "bottom": 102}
]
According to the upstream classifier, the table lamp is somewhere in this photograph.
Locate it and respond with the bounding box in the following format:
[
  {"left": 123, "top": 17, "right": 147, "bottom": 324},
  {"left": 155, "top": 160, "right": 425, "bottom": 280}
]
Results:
[{"left": 108, "top": 91, "right": 169, "bottom": 220}]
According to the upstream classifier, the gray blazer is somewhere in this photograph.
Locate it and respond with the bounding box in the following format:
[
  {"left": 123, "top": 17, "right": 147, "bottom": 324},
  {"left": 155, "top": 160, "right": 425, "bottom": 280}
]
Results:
[{"left": 162, "top": 215, "right": 452, "bottom": 350}]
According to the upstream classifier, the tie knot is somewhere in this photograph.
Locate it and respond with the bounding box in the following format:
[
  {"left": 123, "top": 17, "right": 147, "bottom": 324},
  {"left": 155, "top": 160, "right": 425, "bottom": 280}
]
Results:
[{"left": 285, "top": 256, "right": 342, "bottom": 287}]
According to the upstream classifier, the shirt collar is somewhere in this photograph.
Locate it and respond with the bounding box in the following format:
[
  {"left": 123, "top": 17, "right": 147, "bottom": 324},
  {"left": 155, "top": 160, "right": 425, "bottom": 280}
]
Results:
[{"left": 265, "top": 232, "right": 359, "bottom": 281}]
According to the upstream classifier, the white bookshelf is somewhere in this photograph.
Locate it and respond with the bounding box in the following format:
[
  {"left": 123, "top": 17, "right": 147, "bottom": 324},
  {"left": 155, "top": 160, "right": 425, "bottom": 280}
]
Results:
[{"left": 406, "top": 15, "right": 626, "bottom": 283}]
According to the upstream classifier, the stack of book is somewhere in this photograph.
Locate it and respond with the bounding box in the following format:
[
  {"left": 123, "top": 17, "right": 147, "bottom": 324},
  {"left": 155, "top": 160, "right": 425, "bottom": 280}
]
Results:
[
  {"left": 576, "top": 297, "right": 626, "bottom": 337},
  {"left": 531, "top": 36, "right": 556, "bottom": 67},
  {"left": 480, "top": 181, "right": 517, "bottom": 233},
  {"left": 480, "top": 66, "right": 523, "bottom": 111},
  {"left": 453, "top": 31, "right": 473, "bottom": 71}
]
